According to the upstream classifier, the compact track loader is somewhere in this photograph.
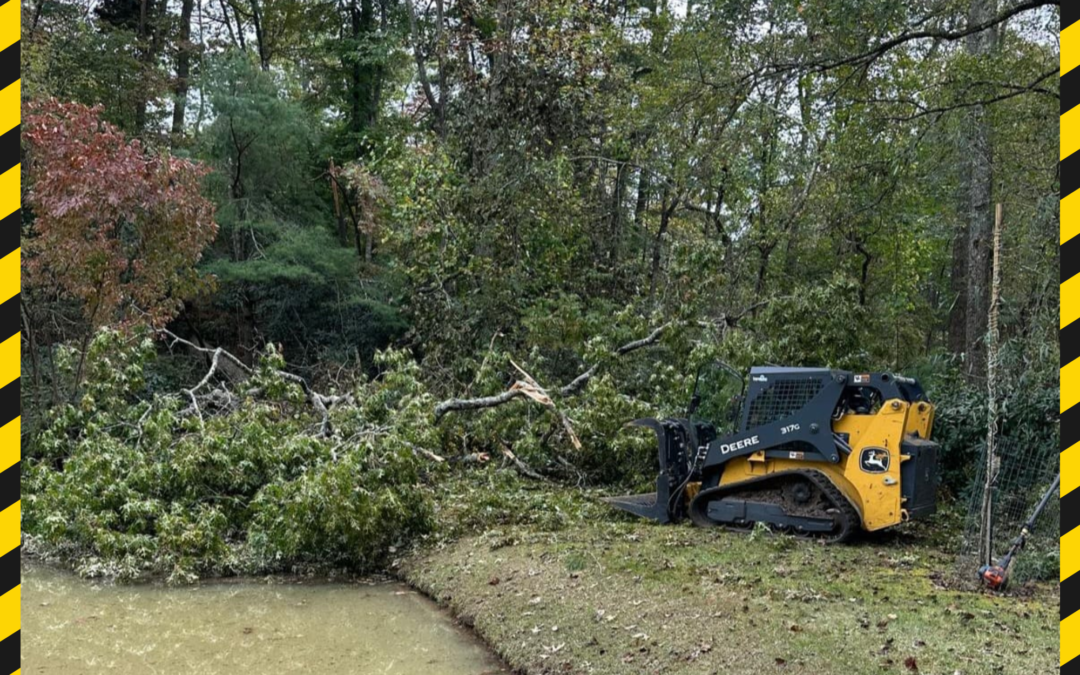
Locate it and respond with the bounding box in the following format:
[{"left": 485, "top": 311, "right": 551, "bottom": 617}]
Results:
[{"left": 608, "top": 365, "right": 939, "bottom": 542}]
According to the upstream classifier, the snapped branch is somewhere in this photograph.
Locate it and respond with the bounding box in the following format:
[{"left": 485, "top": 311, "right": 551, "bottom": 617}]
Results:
[{"left": 433, "top": 324, "right": 669, "bottom": 423}]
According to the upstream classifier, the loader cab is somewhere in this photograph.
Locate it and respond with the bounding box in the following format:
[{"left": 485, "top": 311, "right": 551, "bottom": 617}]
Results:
[{"left": 687, "top": 361, "right": 745, "bottom": 441}]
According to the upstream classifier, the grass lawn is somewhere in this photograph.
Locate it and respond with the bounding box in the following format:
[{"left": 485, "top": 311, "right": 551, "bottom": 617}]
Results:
[{"left": 400, "top": 509, "right": 1058, "bottom": 675}]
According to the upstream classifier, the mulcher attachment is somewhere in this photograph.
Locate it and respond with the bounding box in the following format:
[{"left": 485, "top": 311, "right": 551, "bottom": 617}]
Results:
[{"left": 603, "top": 418, "right": 695, "bottom": 524}]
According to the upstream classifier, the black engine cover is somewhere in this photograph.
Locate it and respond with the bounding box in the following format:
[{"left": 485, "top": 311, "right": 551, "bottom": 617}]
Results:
[{"left": 900, "top": 437, "right": 939, "bottom": 520}]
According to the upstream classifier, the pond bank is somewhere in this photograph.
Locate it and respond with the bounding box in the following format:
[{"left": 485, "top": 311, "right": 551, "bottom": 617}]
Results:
[{"left": 398, "top": 519, "right": 1059, "bottom": 675}]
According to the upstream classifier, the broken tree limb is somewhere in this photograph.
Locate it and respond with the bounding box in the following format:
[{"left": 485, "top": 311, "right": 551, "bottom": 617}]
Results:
[
  {"left": 163, "top": 329, "right": 253, "bottom": 377},
  {"left": 179, "top": 346, "right": 227, "bottom": 423},
  {"left": 434, "top": 324, "right": 669, "bottom": 423},
  {"left": 162, "top": 328, "right": 348, "bottom": 437},
  {"left": 500, "top": 442, "right": 545, "bottom": 480},
  {"left": 509, "top": 359, "right": 582, "bottom": 450},
  {"left": 557, "top": 365, "right": 598, "bottom": 398},
  {"left": 434, "top": 388, "right": 525, "bottom": 422},
  {"left": 406, "top": 442, "right": 447, "bottom": 463},
  {"left": 615, "top": 323, "right": 670, "bottom": 356}
]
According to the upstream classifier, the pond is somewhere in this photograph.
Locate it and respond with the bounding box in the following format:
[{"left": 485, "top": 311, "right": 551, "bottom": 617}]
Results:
[{"left": 22, "top": 562, "right": 506, "bottom": 675}]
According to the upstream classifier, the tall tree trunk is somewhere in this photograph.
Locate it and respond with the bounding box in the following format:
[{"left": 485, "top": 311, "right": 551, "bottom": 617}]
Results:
[
  {"left": 249, "top": 0, "right": 270, "bottom": 70},
  {"left": 133, "top": 0, "right": 154, "bottom": 134},
  {"left": 755, "top": 242, "right": 775, "bottom": 296},
  {"left": 434, "top": 0, "right": 448, "bottom": 134},
  {"left": 648, "top": 188, "right": 677, "bottom": 304},
  {"left": 348, "top": 0, "right": 382, "bottom": 155},
  {"left": 170, "top": 0, "right": 196, "bottom": 143},
  {"left": 962, "top": 0, "right": 998, "bottom": 382},
  {"left": 21, "top": 298, "right": 41, "bottom": 412},
  {"left": 609, "top": 163, "right": 628, "bottom": 262},
  {"left": 634, "top": 168, "right": 650, "bottom": 226},
  {"left": 328, "top": 159, "right": 349, "bottom": 246},
  {"left": 948, "top": 222, "right": 969, "bottom": 353},
  {"left": 405, "top": 0, "right": 446, "bottom": 136},
  {"left": 781, "top": 83, "right": 813, "bottom": 289},
  {"left": 635, "top": 169, "right": 651, "bottom": 265},
  {"left": 220, "top": 0, "right": 245, "bottom": 51},
  {"left": 29, "top": 0, "right": 45, "bottom": 40},
  {"left": 857, "top": 241, "right": 872, "bottom": 306}
]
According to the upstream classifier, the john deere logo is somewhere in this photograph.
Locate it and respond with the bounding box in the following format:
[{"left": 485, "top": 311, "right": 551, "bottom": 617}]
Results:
[{"left": 859, "top": 448, "right": 890, "bottom": 474}]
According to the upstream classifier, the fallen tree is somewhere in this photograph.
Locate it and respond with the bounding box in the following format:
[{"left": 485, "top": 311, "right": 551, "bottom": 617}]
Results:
[{"left": 23, "top": 328, "right": 437, "bottom": 582}]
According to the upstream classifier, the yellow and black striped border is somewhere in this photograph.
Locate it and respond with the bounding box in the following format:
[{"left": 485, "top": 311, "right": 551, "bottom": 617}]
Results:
[
  {"left": 0, "top": 3, "right": 1068, "bottom": 675},
  {"left": 1065, "top": 5, "right": 1080, "bottom": 672},
  {"left": 0, "top": 1, "right": 18, "bottom": 673}
]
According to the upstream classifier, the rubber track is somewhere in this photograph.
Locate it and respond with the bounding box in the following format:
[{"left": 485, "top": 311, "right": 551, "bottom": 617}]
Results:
[{"left": 687, "top": 469, "right": 861, "bottom": 543}]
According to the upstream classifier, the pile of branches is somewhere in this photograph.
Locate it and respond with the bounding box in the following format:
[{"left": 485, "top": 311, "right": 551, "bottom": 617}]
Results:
[{"left": 159, "top": 322, "right": 669, "bottom": 475}]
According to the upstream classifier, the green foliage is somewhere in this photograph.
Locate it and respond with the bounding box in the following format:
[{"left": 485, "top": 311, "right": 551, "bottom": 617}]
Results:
[
  {"left": 749, "top": 276, "right": 872, "bottom": 369},
  {"left": 23, "top": 330, "right": 435, "bottom": 582},
  {"left": 22, "top": 3, "right": 167, "bottom": 132},
  {"left": 247, "top": 446, "right": 432, "bottom": 573},
  {"left": 199, "top": 53, "right": 323, "bottom": 213},
  {"left": 191, "top": 53, "right": 408, "bottom": 366},
  {"left": 929, "top": 356, "right": 1059, "bottom": 498}
]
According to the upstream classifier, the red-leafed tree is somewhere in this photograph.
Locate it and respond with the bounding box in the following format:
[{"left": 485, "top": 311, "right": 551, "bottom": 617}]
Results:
[{"left": 23, "top": 99, "right": 218, "bottom": 330}]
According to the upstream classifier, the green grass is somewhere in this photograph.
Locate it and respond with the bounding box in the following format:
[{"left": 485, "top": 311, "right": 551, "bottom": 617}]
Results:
[{"left": 401, "top": 501, "right": 1058, "bottom": 675}]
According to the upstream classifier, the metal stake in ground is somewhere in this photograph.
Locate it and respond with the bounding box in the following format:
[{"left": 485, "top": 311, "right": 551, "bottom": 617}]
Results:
[{"left": 979, "top": 203, "right": 1004, "bottom": 567}]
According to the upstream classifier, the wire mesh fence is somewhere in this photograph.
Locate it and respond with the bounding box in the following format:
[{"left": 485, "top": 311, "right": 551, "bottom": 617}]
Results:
[{"left": 956, "top": 436, "right": 1059, "bottom": 586}]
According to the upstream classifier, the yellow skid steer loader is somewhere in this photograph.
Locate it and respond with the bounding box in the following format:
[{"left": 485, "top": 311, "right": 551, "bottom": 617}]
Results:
[{"left": 607, "top": 365, "right": 938, "bottom": 542}]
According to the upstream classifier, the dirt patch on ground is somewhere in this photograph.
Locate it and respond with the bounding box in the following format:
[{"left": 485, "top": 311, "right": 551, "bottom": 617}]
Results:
[{"left": 399, "top": 520, "right": 1058, "bottom": 675}]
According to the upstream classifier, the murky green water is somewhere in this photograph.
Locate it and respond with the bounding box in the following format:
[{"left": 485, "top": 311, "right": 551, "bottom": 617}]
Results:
[{"left": 23, "top": 563, "right": 505, "bottom": 675}]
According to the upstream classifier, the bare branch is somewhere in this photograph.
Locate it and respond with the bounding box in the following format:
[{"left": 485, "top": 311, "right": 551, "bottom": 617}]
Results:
[
  {"left": 434, "top": 388, "right": 525, "bottom": 422},
  {"left": 561, "top": 322, "right": 670, "bottom": 396},
  {"left": 788, "top": 0, "right": 1056, "bottom": 75},
  {"left": 558, "top": 366, "right": 598, "bottom": 397},
  {"left": 161, "top": 329, "right": 347, "bottom": 437},
  {"left": 434, "top": 324, "right": 669, "bottom": 423},
  {"left": 615, "top": 323, "right": 670, "bottom": 357},
  {"left": 500, "top": 442, "right": 545, "bottom": 481},
  {"left": 885, "top": 67, "right": 1058, "bottom": 121},
  {"left": 179, "top": 347, "right": 226, "bottom": 423},
  {"left": 407, "top": 442, "right": 447, "bottom": 463}
]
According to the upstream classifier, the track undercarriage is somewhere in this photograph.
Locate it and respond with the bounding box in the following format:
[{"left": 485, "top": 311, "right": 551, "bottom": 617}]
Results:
[{"left": 688, "top": 470, "right": 859, "bottom": 543}]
